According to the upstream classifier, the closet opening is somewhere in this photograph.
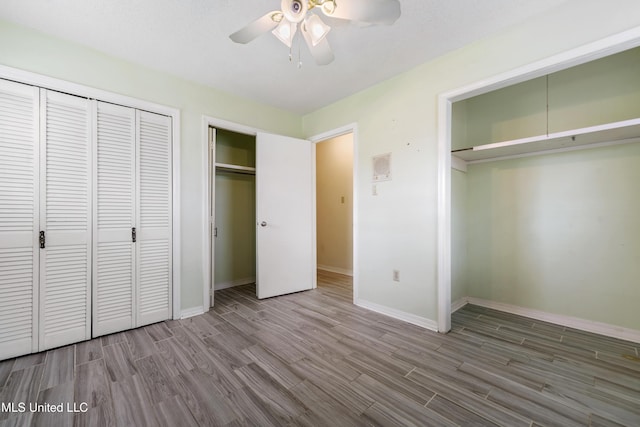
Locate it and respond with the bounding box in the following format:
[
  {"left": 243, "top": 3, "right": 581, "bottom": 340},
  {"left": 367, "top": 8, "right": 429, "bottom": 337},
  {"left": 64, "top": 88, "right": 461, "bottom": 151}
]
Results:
[
  {"left": 208, "top": 127, "right": 256, "bottom": 307},
  {"left": 439, "top": 34, "right": 640, "bottom": 338}
]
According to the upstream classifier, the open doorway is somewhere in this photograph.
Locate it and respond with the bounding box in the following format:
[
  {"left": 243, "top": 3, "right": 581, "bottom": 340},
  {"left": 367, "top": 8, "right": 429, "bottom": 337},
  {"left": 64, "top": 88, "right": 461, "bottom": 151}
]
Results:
[{"left": 315, "top": 132, "right": 354, "bottom": 299}]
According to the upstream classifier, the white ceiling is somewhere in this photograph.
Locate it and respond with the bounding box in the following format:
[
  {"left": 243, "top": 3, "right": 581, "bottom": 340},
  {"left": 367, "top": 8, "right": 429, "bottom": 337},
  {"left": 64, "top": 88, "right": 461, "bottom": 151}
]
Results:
[{"left": 0, "top": 0, "right": 571, "bottom": 114}]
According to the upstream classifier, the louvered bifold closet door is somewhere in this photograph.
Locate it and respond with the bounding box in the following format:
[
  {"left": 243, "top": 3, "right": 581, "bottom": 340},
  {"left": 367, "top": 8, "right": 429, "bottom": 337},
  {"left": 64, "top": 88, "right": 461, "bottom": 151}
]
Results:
[
  {"left": 93, "top": 102, "right": 135, "bottom": 337},
  {"left": 0, "top": 80, "right": 39, "bottom": 360},
  {"left": 136, "top": 111, "right": 172, "bottom": 326},
  {"left": 39, "top": 90, "right": 91, "bottom": 350}
]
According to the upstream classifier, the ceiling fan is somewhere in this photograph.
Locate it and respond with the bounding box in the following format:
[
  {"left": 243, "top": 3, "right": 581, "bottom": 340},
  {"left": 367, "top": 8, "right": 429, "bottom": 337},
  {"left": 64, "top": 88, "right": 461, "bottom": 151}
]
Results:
[{"left": 229, "top": 0, "right": 401, "bottom": 66}]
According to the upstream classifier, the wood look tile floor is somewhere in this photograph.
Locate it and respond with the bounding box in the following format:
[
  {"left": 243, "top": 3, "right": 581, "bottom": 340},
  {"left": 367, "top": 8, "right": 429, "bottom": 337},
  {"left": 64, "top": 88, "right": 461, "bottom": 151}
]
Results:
[{"left": 1, "top": 270, "right": 639, "bottom": 426}]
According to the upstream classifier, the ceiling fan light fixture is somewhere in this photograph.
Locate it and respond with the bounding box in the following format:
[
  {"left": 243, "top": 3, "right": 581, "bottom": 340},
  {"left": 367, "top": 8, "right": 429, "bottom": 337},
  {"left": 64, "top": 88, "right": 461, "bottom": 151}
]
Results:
[
  {"left": 230, "top": 0, "right": 401, "bottom": 66},
  {"left": 270, "top": 11, "right": 284, "bottom": 23},
  {"left": 321, "top": 0, "right": 336, "bottom": 16},
  {"left": 281, "top": 0, "right": 308, "bottom": 23},
  {"left": 305, "top": 14, "right": 331, "bottom": 46},
  {"left": 272, "top": 19, "right": 297, "bottom": 47}
]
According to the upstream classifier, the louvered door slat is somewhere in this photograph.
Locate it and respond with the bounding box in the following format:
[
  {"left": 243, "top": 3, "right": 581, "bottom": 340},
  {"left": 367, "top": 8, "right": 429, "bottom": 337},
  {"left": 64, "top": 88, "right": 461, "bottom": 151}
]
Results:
[
  {"left": 0, "top": 80, "right": 39, "bottom": 360},
  {"left": 39, "top": 90, "right": 91, "bottom": 350},
  {"left": 136, "top": 111, "right": 172, "bottom": 327},
  {"left": 93, "top": 102, "right": 136, "bottom": 337}
]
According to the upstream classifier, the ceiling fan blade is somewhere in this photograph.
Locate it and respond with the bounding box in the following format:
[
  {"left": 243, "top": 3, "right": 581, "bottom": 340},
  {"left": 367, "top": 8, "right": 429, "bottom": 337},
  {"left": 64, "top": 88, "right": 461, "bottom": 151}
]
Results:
[
  {"left": 301, "top": 23, "right": 335, "bottom": 65},
  {"left": 322, "top": 0, "right": 401, "bottom": 25},
  {"left": 229, "top": 11, "right": 281, "bottom": 44}
]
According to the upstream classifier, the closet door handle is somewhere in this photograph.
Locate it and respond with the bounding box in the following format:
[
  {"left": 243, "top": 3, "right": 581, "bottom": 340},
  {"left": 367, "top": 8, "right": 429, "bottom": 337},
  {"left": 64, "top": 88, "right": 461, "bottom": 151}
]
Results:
[
  {"left": 260, "top": 221, "right": 267, "bottom": 227},
  {"left": 132, "top": 227, "right": 137, "bottom": 243},
  {"left": 39, "top": 231, "right": 45, "bottom": 249}
]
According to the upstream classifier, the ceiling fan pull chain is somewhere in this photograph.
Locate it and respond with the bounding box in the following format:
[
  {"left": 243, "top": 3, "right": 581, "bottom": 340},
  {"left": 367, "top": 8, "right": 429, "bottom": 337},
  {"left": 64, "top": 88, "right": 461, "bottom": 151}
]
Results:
[{"left": 298, "top": 37, "right": 302, "bottom": 68}]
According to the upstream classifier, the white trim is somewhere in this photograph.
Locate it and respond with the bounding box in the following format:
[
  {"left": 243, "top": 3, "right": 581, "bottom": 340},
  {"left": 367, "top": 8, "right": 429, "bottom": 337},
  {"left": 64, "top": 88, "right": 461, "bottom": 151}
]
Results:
[
  {"left": 214, "top": 277, "right": 256, "bottom": 291},
  {"left": 451, "top": 155, "right": 467, "bottom": 172},
  {"left": 467, "top": 136, "right": 640, "bottom": 165},
  {"left": 0, "top": 64, "right": 182, "bottom": 322},
  {"left": 451, "top": 297, "right": 469, "bottom": 313},
  {"left": 355, "top": 299, "right": 438, "bottom": 332},
  {"left": 0, "top": 64, "right": 180, "bottom": 117},
  {"left": 308, "top": 123, "right": 359, "bottom": 303},
  {"left": 437, "top": 94, "right": 452, "bottom": 333},
  {"left": 171, "top": 109, "right": 181, "bottom": 321},
  {"left": 437, "top": 27, "right": 640, "bottom": 336},
  {"left": 466, "top": 297, "right": 640, "bottom": 345},
  {"left": 308, "top": 123, "right": 357, "bottom": 143},
  {"left": 311, "top": 142, "right": 318, "bottom": 290},
  {"left": 180, "top": 306, "right": 205, "bottom": 320},
  {"left": 205, "top": 117, "right": 261, "bottom": 137},
  {"left": 201, "top": 120, "right": 212, "bottom": 313},
  {"left": 317, "top": 265, "right": 353, "bottom": 277}
]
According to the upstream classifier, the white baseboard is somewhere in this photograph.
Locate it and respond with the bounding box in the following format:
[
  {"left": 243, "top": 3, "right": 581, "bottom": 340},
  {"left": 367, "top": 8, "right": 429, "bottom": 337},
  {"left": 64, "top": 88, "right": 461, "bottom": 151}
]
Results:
[
  {"left": 466, "top": 297, "right": 640, "bottom": 344},
  {"left": 214, "top": 277, "right": 256, "bottom": 291},
  {"left": 317, "top": 265, "right": 353, "bottom": 277},
  {"left": 355, "top": 298, "right": 438, "bottom": 332},
  {"left": 451, "top": 297, "right": 469, "bottom": 313},
  {"left": 180, "top": 306, "right": 205, "bottom": 319}
]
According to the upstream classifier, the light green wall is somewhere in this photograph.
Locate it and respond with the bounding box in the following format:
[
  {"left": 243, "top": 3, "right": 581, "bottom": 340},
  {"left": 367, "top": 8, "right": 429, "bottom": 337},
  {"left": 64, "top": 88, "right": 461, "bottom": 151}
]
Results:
[
  {"left": 549, "top": 47, "right": 640, "bottom": 132},
  {"left": 303, "top": 2, "right": 640, "bottom": 322},
  {"left": 466, "top": 142, "right": 640, "bottom": 330},
  {"left": 216, "top": 129, "right": 256, "bottom": 168},
  {"left": 0, "top": 19, "right": 301, "bottom": 311},
  {"left": 214, "top": 172, "right": 256, "bottom": 288},
  {"left": 453, "top": 77, "right": 548, "bottom": 150},
  {"left": 214, "top": 130, "right": 256, "bottom": 289},
  {"left": 451, "top": 169, "right": 468, "bottom": 304},
  {"left": 453, "top": 46, "right": 640, "bottom": 150}
]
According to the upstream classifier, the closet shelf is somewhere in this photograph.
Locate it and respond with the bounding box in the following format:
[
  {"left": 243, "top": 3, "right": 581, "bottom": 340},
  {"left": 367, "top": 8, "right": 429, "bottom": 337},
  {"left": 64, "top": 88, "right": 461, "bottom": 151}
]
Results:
[
  {"left": 215, "top": 162, "right": 256, "bottom": 174},
  {"left": 452, "top": 118, "right": 640, "bottom": 162}
]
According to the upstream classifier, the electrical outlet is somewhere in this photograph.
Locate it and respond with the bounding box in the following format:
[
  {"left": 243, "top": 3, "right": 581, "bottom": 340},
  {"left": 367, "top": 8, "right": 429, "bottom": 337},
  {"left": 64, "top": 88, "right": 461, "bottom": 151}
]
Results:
[
  {"left": 372, "top": 185, "right": 377, "bottom": 196},
  {"left": 393, "top": 269, "right": 400, "bottom": 282}
]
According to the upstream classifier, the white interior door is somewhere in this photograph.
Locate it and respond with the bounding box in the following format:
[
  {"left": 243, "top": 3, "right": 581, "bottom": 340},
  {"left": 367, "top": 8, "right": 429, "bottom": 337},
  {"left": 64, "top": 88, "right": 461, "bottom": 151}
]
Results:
[
  {"left": 256, "top": 132, "right": 315, "bottom": 299},
  {"left": 93, "top": 101, "right": 136, "bottom": 337},
  {"left": 0, "top": 79, "right": 40, "bottom": 360},
  {"left": 136, "top": 110, "right": 172, "bottom": 326},
  {"left": 39, "top": 89, "right": 91, "bottom": 350}
]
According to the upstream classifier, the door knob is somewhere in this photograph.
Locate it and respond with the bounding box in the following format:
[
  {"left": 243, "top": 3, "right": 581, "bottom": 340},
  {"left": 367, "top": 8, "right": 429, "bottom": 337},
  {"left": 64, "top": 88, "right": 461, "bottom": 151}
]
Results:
[{"left": 260, "top": 221, "right": 267, "bottom": 227}]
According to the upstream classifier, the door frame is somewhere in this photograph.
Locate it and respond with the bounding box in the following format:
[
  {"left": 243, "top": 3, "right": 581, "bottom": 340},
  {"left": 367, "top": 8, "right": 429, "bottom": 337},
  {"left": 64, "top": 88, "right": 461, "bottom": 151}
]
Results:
[
  {"left": 436, "top": 27, "right": 640, "bottom": 333},
  {"left": 308, "top": 123, "right": 359, "bottom": 303}
]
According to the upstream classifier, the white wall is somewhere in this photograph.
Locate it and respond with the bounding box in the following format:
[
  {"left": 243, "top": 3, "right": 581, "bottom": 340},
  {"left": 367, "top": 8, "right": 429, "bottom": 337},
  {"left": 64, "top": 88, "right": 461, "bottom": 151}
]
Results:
[{"left": 303, "top": 1, "right": 640, "bottom": 324}]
